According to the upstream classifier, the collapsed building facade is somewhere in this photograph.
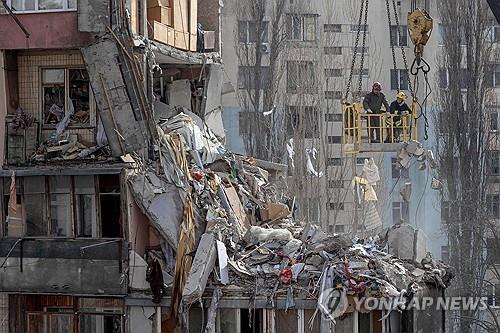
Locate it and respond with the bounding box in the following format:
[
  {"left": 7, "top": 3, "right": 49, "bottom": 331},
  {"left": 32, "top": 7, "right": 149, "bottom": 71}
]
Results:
[{"left": 0, "top": 1, "right": 453, "bottom": 332}]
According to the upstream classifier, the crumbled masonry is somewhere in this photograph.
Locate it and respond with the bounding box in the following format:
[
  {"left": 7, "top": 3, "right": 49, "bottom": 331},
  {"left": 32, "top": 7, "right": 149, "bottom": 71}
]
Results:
[{"left": 128, "top": 111, "right": 453, "bottom": 329}]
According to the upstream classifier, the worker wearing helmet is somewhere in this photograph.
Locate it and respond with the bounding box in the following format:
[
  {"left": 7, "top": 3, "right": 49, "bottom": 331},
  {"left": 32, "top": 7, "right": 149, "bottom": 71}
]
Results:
[
  {"left": 363, "top": 82, "right": 390, "bottom": 143},
  {"left": 385, "top": 91, "right": 412, "bottom": 143}
]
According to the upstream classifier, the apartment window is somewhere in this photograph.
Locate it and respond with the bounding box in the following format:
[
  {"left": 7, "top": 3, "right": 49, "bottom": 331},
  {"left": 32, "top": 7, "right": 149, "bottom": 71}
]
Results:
[
  {"left": 353, "top": 68, "right": 369, "bottom": 77},
  {"left": 494, "top": 64, "right": 500, "bottom": 87},
  {"left": 238, "top": 21, "right": 269, "bottom": 44},
  {"left": 324, "top": 24, "right": 342, "bottom": 32},
  {"left": 287, "top": 14, "right": 317, "bottom": 41},
  {"left": 328, "top": 136, "right": 342, "bottom": 144},
  {"left": 7, "top": 0, "right": 76, "bottom": 12},
  {"left": 49, "top": 176, "right": 72, "bottom": 237},
  {"left": 390, "top": 25, "right": 408, "bottom": 46},
  {"left": 488, "top": 151, "right": 500, "bottom": 175},
  {"left": 392, "top": 201, "right": 409, "bottom": 224},
  {"left": 325, "top": 113, "right": 343, "bottom": 122},
  {"left": 238, "top": 66, "right": 270, "bottom": 90},
  {"left": 324, "top": 68, "right": 342, "bottom": 77},
  {"left": 352, "top": 46, "right": 369, "bottom": 54},
  {"left": 486, "top": 284, "right": 500, "bottom": 307},
  {"left": 441, "top": 245, "right": 449, "bottom": 263},
  {"left": 441, "top": 201, "right": 450, "bottom": 223},
  {"left": 438, "top": 69, "right": 449, "bottom": 89},
  {"left": 1, "top": 175, "right": 122, "bottom": 238},
  {"left": 351, "top": 24, "right": 368, "bottom": 32},
  {"left": 239, "top": 111, "right": 263, "bottom": 136},
  {"left": 390, "top": 69, "right": 409, "bottom": 91},
  {"left": 324, "top": 46, "right": 342, "bottom": 55},
  {"left": 329, "top": 179, "right": 344, "bottom": 188},
  {"left": 328, "top": 224, "right": 345, "bottom": 233},
  {"left": 325, "top": 91, "right": 343, "bottom": 100},
  {"left": 287, "top": 61, "right": 316, "bottom": 93},
  {"left": 356, "top": 157, "right": 369, "bottom": 165},
  {"left": 328, "top": 158, "right": 342, "bottom": 166},
  {"left": 491, "top": 26, "right": 500, "bottom": 43},
  {"left": 489, "top": 109, "right": 499, "bottom": 132},
  {"left": 328, "top": 203, "right": 344, "bottom": 210},
  {"left": 42, "top": 68, "right": 92, "bottom": 127},
  {"left": 286, "top": 106, "right": 319, "bottom": 138},
  {"left": 391, "top": 157, "right": 409, "bottom": 179},
  {"left": 487, "top": 194, "right": 500, "bottom": 219},
  {"left": 487, "top": 238, "right": 500, "bottom": 264}
]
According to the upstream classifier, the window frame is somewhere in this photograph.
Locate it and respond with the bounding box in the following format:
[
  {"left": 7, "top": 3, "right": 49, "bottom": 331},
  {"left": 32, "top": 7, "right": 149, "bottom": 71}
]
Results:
[
  {"left": 40, "top": 66, "right": 96, "bottom": 130},
  {"left": 392, "top": 201, "right": 409, "bottom": 224},
  {"left": 1, "top": 175, "right": 122, "bottom": 239},
  {"left": 390, "top": 69, "right": 409, "bottom": 91},
  {"left": 390, "top": 25, "right": 408, "bottom": 47},
  {"left": 286, "top": 14, "right": 318, "bottom": 42},
  {"left": 286, "top": 61, "right": 316, "bottom": 93},
  {"left": 238, "top": 20, "right": 269, "bottom": 44},
  {"left": 7, "top": 0, "right": 77, "bottom": 14}
]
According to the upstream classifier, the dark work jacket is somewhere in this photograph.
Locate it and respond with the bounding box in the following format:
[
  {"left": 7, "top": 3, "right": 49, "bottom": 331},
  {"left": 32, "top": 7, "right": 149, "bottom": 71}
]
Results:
[
  {"left": 363, "top": 92, "right": 390, "bottom": 113},
  {"left": 389, "top": 101, "right": 411, "bottom": 123}
]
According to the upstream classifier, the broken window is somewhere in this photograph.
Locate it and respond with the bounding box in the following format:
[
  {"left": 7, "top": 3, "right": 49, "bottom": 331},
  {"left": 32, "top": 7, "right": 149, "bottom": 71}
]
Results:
[
  {"left": 24, "top": 176, "right": 48, "bottom": 237},
  {"left": 3, "top": 177, "right": 23, "bottom": 237},
  {"left": 1, "top": 175, "right": 121, "bottom": 239},
  {"left": 99, "top": 175, "right": 122, "bottom": 238},
  {"left": 240, "top": 309, "right": 262, "bottom": 333},
  {"left": 392, "top": 201, "right": 409, "bottom": 224},
  {"left": 286, "top": 106, "right": 319, "bottom": 138},
  {"left": 42, "top": 68, "right": 92, "bottom": 128},
  {"left": 75, "top": 176, "right": 96, "bottom": 238},
  {"left": 49, "top": 176, "right": 72, "bottom": 237}
]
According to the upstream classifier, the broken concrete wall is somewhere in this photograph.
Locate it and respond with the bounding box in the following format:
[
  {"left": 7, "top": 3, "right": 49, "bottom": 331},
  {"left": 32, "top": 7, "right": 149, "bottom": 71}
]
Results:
[
  {"left": 168, "top": 79, "right": 192, "bottom": 111},
  {"left": 82, "top": 36, "right": 150, "bottom": 156},
  {"left": 129, "top": 305, "right": 155, "bottom": 333},
  {"left": 182, "top": 233, "right": 217, "bottom": 305},
  {"left": 387, "top": 223, "right": 428, "bottom": 262},
  {"left": 78, "top": 0, "right": 110, "bottom": 32},
  {"left": 128, "top": 172, "right": 184, "bottom": 248},
  {"left": 203, "top": 64, "right": 225, "bottom": 139}
]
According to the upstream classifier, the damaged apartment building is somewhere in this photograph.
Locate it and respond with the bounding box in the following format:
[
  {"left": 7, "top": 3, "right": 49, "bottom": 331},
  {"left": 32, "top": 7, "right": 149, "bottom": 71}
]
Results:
[
  {"left": 0, "top": 0, "right": 223, "bottom": 332},
  {"left": 0, "top": 1, "right": 453, "bottom": 333}
]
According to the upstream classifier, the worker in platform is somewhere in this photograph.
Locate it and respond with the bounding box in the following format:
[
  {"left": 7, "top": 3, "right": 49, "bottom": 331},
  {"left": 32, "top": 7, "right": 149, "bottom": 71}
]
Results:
[
  {"left": 385, "top": 91, "right": 412, "bottom": 143},
  {"left": 363, "top": 82, "right": 389, "bottom": 143}
]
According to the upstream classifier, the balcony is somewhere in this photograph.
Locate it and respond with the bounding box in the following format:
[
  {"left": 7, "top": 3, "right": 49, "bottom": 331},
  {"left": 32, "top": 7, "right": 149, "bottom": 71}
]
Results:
[{"left": 0, "top": 238, "right": 127, "bottom": 295}]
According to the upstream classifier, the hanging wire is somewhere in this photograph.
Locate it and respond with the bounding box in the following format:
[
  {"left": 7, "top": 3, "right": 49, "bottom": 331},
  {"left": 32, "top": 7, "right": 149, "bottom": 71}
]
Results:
[{"left": 344, "top": 0, "right": 367, "bottom": 100}]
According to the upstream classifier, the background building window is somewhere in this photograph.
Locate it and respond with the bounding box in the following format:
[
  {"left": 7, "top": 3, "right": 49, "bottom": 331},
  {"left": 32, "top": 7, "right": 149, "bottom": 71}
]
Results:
[
  {"left": 287, "top": 61, "right": 316, "bottom": 93},
  {"left": 391, "top": 157, "right": 409, "bottom": 179},
  {"left": 238, "top": 66, "right": 270, "bottom": 90},
  {"left": 238, "top": 20, "right": 269, "bottom": 44},
  {"left": 324, "top": 46, "right": 342, "bottom": 55},
  {"left": 392, "top": 201, "right": 409, "bottom": 224},
  {"left": 327, "top": 158, "right": 342, "bottom": 166},
  {"left": 287, "top": 14, "right": 317, "bottom": 41},
  {"left": 328, "top": 136, "right": 342, "bottom": 144},
  {"left": 390, "top": 69, "right": 409, "bottom": 91},
  {"left": 441, "top": 245, "right": 449, "bottom": 263},
  {"left": 324, "top": 91, "right": 343, "bottom": 100},
  {"left": 489, "top": 109, "right": 499, "bottom": 132},
  {"left": 488, "top": 150, "right": 500, "bottom": 175},
  {"left": 351, "top": 24, "right": 369, "bottom": 32},
  {"left": 329, "top": 179, "right": 344, "bottom": 188},
  {"left": 487, "top": 194, "right": 500, "bottom": 219},
  {"left": 324, "top": 24, "right": 342, "bottom": 32},
  {"left": 325, "top": 113, "right": 343, "bottom": 122},
  {"left": 328, "top": 203, "right": 344, "bottom": 210},
  {"left": 286, "top": 106, "right": 319, "bottom": 138},
  {"left": 324, "top": 68, "right": 342, "bottom": 77},
  {"left": 390, "top": 25, "right": 408, "bottom": 46}
]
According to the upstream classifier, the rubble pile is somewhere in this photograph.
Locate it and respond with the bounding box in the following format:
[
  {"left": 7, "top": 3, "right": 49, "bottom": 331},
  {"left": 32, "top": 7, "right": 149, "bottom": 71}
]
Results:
[{"left": 130, "top": 111, "right": 453, "bottom": 328}]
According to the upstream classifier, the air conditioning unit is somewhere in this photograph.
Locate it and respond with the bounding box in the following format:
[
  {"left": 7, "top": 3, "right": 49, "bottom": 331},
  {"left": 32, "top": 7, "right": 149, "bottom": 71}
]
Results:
[{"left": 260, "top": 43, "right": 271, "bottom": 54}]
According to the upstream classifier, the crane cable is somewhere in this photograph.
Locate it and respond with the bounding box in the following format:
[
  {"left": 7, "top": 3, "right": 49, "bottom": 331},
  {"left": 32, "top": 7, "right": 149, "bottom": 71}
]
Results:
[{"left": 344, "top": 0, "right": 369, "bottom": 101}]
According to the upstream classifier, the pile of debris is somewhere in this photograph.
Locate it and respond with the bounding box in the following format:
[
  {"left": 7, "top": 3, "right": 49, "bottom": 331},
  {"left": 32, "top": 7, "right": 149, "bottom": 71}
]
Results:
[
  {"left": 128, "top": 111, "right": 453, "bottom": 329},
  {"left": 32, "top": 138, "right": 113, "bottom": 163}
]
